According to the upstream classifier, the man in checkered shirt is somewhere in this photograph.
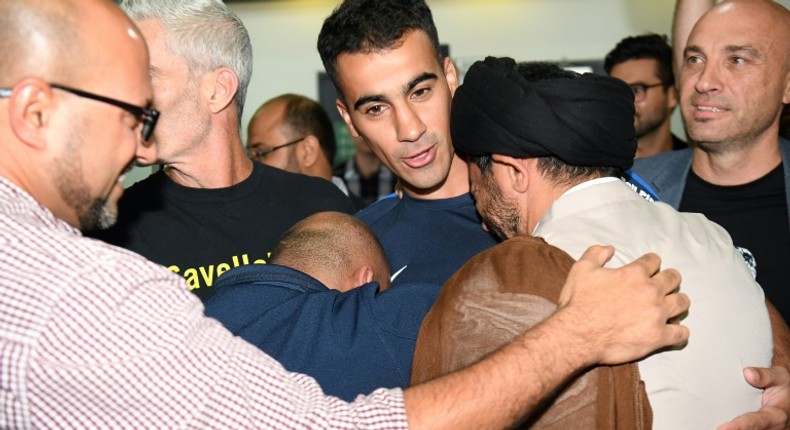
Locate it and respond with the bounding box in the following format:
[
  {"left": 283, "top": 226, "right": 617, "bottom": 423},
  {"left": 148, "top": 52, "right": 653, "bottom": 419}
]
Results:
[{"left": 0, "top": 0, "right": 786, "bottom": 428}]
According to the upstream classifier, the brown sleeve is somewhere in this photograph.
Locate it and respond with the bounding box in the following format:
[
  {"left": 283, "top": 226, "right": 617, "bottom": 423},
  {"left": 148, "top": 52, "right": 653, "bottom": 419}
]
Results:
[{"left": 410, "top": 236, "right": 651, "bottom": 429}]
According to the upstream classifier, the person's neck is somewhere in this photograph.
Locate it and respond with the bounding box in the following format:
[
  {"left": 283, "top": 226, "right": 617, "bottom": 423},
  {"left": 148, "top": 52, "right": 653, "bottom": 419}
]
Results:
[
  {"left": 691, "top": 133, "right": 782, "bottom": 186},
  {"left": 354, "top": 150, "right": 382, "bottom": 179},
  {"left": 403, "top": 153, "right": 470, "bottom": 200},
  {"left": 307, "top": 159, "right": 334, "bottom": 182},
  {"left": 527, "top": 179, "right": 577, "bottom": 235},
  {"left": 635, "top": 121, "right": 674, "bottom": 159},
  {"left": 165, "top": 121, "right": 253, "bottom": 189}
]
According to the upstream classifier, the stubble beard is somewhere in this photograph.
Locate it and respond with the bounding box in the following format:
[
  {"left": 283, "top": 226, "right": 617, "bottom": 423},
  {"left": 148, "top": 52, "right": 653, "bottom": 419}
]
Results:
[
  {"left": 682, "top": 94, "right": 780, "bottom": 156},
  {"left": 53, "top": 124, "right": 118, "bottom": 231},
  {"left": 480, "top": 176, "right": 522, "bottom": 241},
  {"left": 687, "top": 120, "right": 759, "bottom": 156},
  {"left": 635, "top": 113, "right": 666, "bottom": 140}
]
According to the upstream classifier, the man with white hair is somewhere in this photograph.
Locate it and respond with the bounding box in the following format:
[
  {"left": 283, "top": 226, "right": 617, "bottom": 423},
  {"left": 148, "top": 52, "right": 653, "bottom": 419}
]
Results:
[{"left": 91, "top": 0, "right": 354, "bottom": 300}]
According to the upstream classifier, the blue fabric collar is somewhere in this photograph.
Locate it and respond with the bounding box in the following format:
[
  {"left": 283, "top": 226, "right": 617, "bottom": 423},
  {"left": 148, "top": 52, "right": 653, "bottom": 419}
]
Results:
[{"left": 212, "top": 264, "right": 329, "bottom": 295}]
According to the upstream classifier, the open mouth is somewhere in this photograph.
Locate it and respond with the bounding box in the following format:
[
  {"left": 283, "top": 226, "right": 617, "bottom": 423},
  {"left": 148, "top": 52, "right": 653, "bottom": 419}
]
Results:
[
  {"left": 689, "top": 100, "right": 729, "bottom": 121},
  {"left": 696, "top": 105, "right": 726, "bottom": 113},
  {"left": 402, "top": 145, "right": 436, "bottom": 169}
]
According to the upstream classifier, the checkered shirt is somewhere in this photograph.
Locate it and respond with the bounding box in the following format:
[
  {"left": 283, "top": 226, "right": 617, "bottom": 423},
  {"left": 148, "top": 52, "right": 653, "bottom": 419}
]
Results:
[{"left": 0, "top": 178, "right": 407, "bottom": 429}]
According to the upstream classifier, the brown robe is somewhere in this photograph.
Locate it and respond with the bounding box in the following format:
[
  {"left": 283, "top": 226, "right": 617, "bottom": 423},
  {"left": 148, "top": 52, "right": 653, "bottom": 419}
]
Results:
[{"left": 411, "top": 236, "right": 652, "bottom": 429}]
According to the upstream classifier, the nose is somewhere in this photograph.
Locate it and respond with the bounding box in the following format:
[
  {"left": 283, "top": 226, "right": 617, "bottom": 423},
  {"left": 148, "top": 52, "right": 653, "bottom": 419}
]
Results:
[
  {"left": 393, "top": 104, "right": 426, "bottom": 142},
  {"left": 693, "top": 61, "right": 722, "bottom": 95},
  {"left": 134, "top": 135, "right": 158, "bottom": 166}
]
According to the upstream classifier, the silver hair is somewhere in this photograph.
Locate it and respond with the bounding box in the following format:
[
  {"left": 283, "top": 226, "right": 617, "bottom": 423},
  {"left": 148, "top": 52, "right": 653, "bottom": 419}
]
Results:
[{"left": 120, "top": 0, "right": 252, "bottom": 123}]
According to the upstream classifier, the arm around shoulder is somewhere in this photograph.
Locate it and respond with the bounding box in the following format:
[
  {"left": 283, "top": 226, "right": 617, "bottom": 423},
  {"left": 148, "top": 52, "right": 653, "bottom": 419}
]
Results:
[{"left": 402, "top": 245, "right": 689, "bottom": 429}]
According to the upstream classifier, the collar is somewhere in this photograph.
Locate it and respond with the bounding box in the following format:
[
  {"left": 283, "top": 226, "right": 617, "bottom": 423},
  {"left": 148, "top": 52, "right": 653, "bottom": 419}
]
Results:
[
  {"left": 0, "top": 176, "right": 81, "bottom": 236},
  {"left": 532, "top": 177, "right": 619, "bottom": 234}
]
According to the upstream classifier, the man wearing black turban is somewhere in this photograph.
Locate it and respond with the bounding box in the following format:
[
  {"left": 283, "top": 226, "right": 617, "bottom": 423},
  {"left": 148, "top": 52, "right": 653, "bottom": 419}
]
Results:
[
  {"left": 452, "top": 56, "right": 637, "bottom": 171},
  {"left": 443, "top": 57, "right": 781, "bottom": 429}
]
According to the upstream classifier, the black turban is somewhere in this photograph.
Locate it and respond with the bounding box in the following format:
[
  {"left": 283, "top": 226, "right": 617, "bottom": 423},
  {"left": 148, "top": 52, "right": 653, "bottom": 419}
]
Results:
[{"left": 451, "top": 56, "right": 637, "bottom": 170}]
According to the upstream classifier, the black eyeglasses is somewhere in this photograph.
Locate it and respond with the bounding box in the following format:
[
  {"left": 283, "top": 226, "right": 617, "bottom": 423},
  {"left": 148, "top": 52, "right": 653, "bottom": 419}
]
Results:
[
  {"left": 0, "top": 83, "right": 159, "bottom": 141},
  {"left": 629, "top": 82, "right": 667, "bottom": 102},
  {"left": 248, "top": 137, "right": 305, "bottom": 159}
]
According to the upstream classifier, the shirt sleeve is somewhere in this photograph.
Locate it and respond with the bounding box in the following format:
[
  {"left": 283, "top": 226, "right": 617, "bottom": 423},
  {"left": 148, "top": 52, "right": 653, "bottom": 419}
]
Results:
[{"left": 25, "top": 252, "right": 408, "bottom": 429}]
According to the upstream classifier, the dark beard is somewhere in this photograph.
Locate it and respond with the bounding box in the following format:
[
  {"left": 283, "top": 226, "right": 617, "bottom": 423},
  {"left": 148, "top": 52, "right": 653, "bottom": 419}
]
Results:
[{"left": 481, "top": 176, "right": 521, "bottom": 241}]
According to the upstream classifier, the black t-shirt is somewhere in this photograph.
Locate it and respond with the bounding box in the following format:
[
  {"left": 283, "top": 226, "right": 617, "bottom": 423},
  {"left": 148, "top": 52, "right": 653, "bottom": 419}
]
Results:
[
  {"left": 90, "top": 162, "right": 355, "bottom": 300},
  {"left": 680, "top": 164, "right": 790, "bottom": 320}
]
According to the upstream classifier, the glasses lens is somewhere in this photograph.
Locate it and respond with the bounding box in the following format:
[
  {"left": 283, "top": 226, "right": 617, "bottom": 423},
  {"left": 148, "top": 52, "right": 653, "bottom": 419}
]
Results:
[
  {"left": 141, "top": 110, "right": 159, "bottom": 141},
  {"left": 631, "top": 85, "right": 645, "bottom": 101}
]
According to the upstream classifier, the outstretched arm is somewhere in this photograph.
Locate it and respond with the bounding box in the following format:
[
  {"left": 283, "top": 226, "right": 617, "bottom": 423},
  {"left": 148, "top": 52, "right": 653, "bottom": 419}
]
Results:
[
  {"left": 672, "top": 0, "right": 714, "bottom": 84},
  {"left": 403, "top": 245, "right": 689, "bottom": 429}
]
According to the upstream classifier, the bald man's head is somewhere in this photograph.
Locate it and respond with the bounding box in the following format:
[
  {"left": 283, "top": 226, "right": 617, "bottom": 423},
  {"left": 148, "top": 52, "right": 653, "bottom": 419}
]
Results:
[
  {"left": 0, "top": 0, "right": 152, "bottom": 230},
  {"left": 679, "top": 0, "right": 790, "bottom": 149},
  {"left": 0, "top": 2, "right": 71, "bottom": 85},
  {"left": 271, "top": 212, "right": 391, "bottom": 292},
  {"left": 700, "top": 0, "right": 790, "bottom": 70},
  {"left": 0, "top": 0, "right": 130, "bottom": 85}
]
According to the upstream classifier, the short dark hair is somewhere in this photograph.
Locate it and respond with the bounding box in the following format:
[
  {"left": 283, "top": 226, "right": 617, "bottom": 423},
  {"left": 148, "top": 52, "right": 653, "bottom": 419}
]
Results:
[
  {"left": 471, "top": 154, "right": 619, "bottom": 187},
  {"left": 603, "top": 34, "right": 674, "bottom": 88},
  {"left": 317, "top": 0, "right": 442, "bottom": 103},
  {"left": 471, "top": 61, "right": 621, "bottom": 185},
  {"left": 471, "top": 154, "right": 494, "bottom": 175},
  {"left": 266, "top": 94, "right": 337, "bottom": 163},
  {"left": 534, "top": 157, "right": 620, "bottom": 186}
]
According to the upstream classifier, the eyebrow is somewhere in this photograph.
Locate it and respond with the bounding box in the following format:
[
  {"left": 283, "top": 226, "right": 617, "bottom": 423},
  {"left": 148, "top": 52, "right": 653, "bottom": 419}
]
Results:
[
  {"left": 405, "top": 72, "right": 438, "bottom": 94},
  {"left": 724, "top": 45, "right": 762, "bottom": 59},
  {"left": 684, "top": 45, "right": 704, "bottom": 58},
  {"left": 684, "top": 44, "right": 762, "bottom": 59},
  {"left": 352, "top": 72, "right": 439, "bottom": 111}
]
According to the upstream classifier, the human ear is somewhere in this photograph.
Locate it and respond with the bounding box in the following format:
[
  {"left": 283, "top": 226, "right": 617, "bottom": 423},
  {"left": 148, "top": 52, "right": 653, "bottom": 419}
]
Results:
[
  {"left": 339, "top": 265, "right": 374, "bottom": 293},
  {"left": 205, "top": 67, "right": 238, "bottom": 114},
  {"left": 336, "top": 99, "right": 360, "bottom": 137},
  {"left": 7, "top": 78, "right": 55, "bottom": 150},
  {"left": 357, "top": 266, "right": 375, "bottom": 286},
  {"left": 491, "top": 154, "right": 530, "bottom": 193},
  {"left": 296, "top": 135, "right": 320, "bottom": 169},
  {"left": 666, "top": 86, "right": 678, "bottom": 110},
  {"left": 443, "top": 57, "right": 459, "bottom": 96}
]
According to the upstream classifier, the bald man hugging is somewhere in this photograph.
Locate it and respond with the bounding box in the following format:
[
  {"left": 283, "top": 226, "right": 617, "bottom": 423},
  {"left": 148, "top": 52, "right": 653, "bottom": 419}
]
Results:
[{"left": 203, "top": 212, "right": 440, "bottom": 401}]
